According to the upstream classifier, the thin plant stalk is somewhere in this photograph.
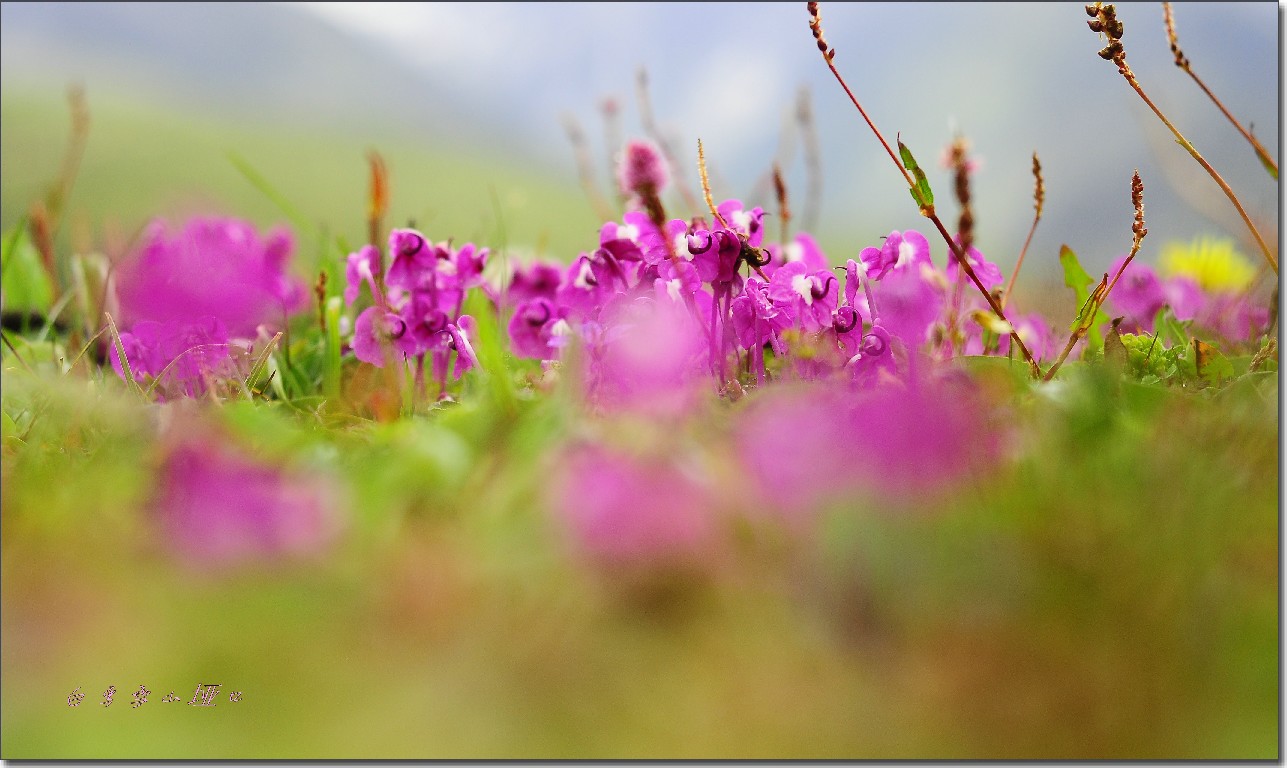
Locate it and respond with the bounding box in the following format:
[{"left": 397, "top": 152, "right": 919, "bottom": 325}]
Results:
[
  {"left": 1088, "top": 3, "right": 1275, "bottom": 274},
  {"left": 1163, "top": 2, "right": 1277, "bottom": 180},
  {"left": 806, "top": 3, "right": 1040, "bottom": 376},
  {"left": 1002, "top": 152, "right": 1045, "bottom": 308},
  {"left": 1043, "top": 170, "right": 1148, "bottom": 382}
]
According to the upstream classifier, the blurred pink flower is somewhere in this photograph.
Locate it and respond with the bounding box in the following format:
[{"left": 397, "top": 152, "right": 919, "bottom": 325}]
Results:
[
  {"left": 155, "top": 437, "right": 343, "bottom": 568},
  {"left": 589, "top": 297, "right": 708, "bottom": 415},
  {"left": 737, "top": 373, "right": 998, "bottom": 522},
  {"left": 551, "top": 444, "right": 719, "bottom": 567},
  {"left": 115, "top": 217, "right": 304, "bottom": 336}
]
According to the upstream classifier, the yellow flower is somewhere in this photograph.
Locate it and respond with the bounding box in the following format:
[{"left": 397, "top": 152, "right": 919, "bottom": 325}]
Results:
[{"left": 1159, "top": 237, "right": 1256, "bottom": 292}]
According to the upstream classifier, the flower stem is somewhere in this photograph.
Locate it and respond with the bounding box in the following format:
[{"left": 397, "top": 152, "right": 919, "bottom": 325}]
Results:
[
  {"left": 1121, "top": 70, "right": 1275, "bottom": 273},
  {"left": 1163, "top": 2, "right": 1278, "bottom": 180},
  {"left": 806, "top": 3, "right": 1039, "bottom": 376}
]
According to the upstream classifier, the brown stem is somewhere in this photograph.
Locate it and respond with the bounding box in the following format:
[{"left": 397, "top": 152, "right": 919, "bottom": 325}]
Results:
[
  {"left": 820, "top": 54, "right": 914, "bottom": 190},
  {"left": 1116, "top": 60, "right": 1276, "bottom": 273},
  {"left": 926, "top": 211, "right": 1039, "bottom": 375},
  {"left": 806, "top": 4, "right": 1038, "bottom": 375},
  {"left": 1002, "top": 215, "right": 1040, "bottom": 309},
  {"left": 1164, "top": 2, "right": 1278, "bottom": 179},
  {"left": 1043, "top": 236, "right": 1143, "bottom": 383},
  {"left": 1183, "top": 68, "right": 1278, "bottom": 180}
]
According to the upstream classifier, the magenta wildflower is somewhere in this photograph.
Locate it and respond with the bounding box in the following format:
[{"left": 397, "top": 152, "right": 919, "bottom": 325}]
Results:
[
  {"left": 856, "top": 231, "right": 948, "bottom": 348},
  {"left": 111, "top": 316, "right": 232, "bottom": 397},
  {"left": 765, "top": 232, "right": 829, "bottom": 278},
  {"left": 386, "top": 229, "right": 432, "bottom": 290},
  {"left": 556, "top": 251, "right": 628, "bottom": 321},
  {"left": 508, "top": 297, "right": 569, "bottom": 360},
  {"left": 395, "top": 292, "right": 451, "bottom": 357},
  {"left": 768, "top": 261, "right": 838, "bottom": 333},
  {"left": 507, "top": 261, "right": 564, "bottom": 305},
  {"left": 731, "top": 278, "right": 795, "bottom": 384},
  {"left": 344, "top": 245, "right": 381, "bottom": 306},
  {"left": 551, "top": 444, "right": 718, "bottom": 568},
  {"left": 115, "top": 217, "right": 304, "bottom": 336},
  {"left": 352, "top": 307, "right": 408, "bottom": 367},
  {"left": 1162, "top": 276, "right": 1206, "bottom": 323},
  {"left": 715, "top": 199, "right": 766, "bottom": 248},
  {"left": 1106, "top": 255, "right": 1166, "bottom": 332},
  {"left": 859, "top": 229, "right": 931, "bottom": 281},
  {"left": 851, "top": 376, "right": 996, "bottom": 497},
  {"left": 945, "top": 242, "right": 1005, "bottom": 291},
  {"left": 110, "top": 218, "right": 304, "bottom": 395},
  {"left": 591, "top": 297, "right": 707, "bottom": 415},
  {"left": 735, "top": 385, "right": 855, "bottom": 524},
  {"left": 155, "top": 435, "right": 342, "bottom": 569},
  {"left": 867, "top": 265, "right": 945, "bottom": 351},
  {"left": 1195, "top": 292, "right": 1271, "bottom": 342},
  {"left": 846, "top": 325, "right": 897, "bottom": 383}
]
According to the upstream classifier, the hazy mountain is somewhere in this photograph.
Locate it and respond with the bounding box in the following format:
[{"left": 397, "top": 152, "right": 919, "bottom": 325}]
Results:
[{"left": 2, "top": 2, "right": 1278, "bottom": 277}]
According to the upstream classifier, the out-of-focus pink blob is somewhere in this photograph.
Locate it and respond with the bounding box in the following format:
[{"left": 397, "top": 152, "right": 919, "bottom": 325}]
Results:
[
  {"left": 551, "top": 444, "right": 718, "bottom": 567},
  {"left": 155, "top": 437, "right": 343, "bottom": 569}
]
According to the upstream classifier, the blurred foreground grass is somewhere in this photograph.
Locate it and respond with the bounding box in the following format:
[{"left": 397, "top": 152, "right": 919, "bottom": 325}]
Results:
[{"left": 0, "top": 349, "right": 1276, "bottom": 758}]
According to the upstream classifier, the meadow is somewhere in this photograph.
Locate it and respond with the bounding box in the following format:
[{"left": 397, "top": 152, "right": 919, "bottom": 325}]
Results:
[{"left": 0, "top": 2, "right": 1278, "bottom": 759}]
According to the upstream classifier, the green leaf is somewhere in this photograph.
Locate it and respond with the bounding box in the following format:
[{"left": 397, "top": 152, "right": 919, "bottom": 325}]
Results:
[
  {"left": 1192, "top": 338, "right": 1234, "bottom": 387},
  {"left": 323, "top": 297, "right": 344, "bottom": 401},
  {"left": 897, "top": 137, "right": 935, "bottom": 212},
  {"left": 0, "top": 226, "right": 53, "bottom": 315},
  {"left": 1059, "top": 245, "right": 1109, "bottom": 351},
  {"left": 1104, "top": 320, "right": 1128, "bottom": 371}
]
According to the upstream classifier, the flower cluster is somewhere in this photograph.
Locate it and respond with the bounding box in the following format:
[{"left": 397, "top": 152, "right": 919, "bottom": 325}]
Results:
[
  {"left": 503, "top": 199, "right": 1065, "bottom": 409},
  {"left": 345, "top": 229, "right": 485, "bottom": 388},
  {"left": 110, "top": 218, "right": 305, "bottom": 397},
  {"left": 1106, "top": 245, "right": 1271, "bottom": 341}
]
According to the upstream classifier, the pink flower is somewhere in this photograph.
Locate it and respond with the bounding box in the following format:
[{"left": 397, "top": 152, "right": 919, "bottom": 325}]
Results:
[
  {"left": 551, "top": 444, "right": 718, "bottom": 567},
  {"left": 155, "top": 436, "right": 343, "bottom": 569},
  {"left": 115, "top": 217, "right": 304, "bottom": 336},
  {"left": 590, "top": 298, "right": 707, "bottom": 416}
]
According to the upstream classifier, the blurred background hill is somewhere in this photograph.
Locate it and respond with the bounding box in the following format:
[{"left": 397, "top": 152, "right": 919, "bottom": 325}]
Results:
[{"left": 1, "top": 2, "right": 1278, "bottom": 291}]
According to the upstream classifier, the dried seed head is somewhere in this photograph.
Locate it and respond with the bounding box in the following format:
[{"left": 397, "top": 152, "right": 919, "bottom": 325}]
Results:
[
  {"left": 807, "top": 2, "right": 835, "bottom": 60},
  {"left": 1031, "top": 152, "right": 1045, "bottom": 219},
  {"left": 1130, "top": 169, "right": 1148, "bottom": 243},
  {"left": 949, "top": 136, "right": 974, "bottom": 252},
  {"left": 1162, "top": 3, "right": 1189, "bottom": 69},
  {"left": 1088, "top": 3, "right": 1127, "bottom": 64}
]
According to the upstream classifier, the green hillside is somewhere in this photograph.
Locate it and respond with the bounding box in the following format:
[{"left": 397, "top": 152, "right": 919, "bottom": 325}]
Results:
[{"left": 1, "top": 91, "right": 601, "bottom": 270}]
